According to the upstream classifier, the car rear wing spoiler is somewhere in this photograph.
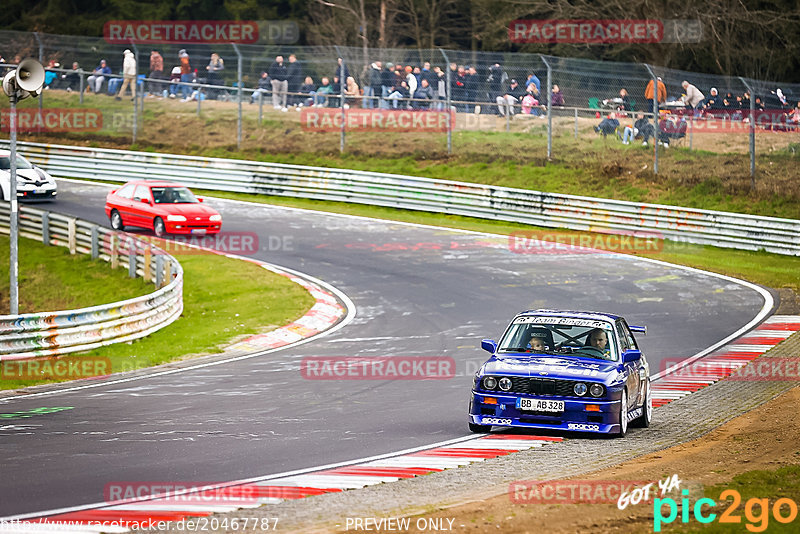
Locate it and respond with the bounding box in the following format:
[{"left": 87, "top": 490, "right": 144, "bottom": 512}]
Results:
[{"left": 629, "top": 325, "right": 647, "bottom": 335}]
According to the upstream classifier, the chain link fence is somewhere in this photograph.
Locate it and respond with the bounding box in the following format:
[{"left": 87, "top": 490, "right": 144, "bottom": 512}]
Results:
[{"left": 2, "top": 29, "right": 800, "bottom": 179}]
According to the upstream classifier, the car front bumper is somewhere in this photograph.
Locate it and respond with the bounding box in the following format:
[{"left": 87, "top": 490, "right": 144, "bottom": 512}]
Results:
[{"left": 469, "top": 391, "right": 623, "bottom": 434}]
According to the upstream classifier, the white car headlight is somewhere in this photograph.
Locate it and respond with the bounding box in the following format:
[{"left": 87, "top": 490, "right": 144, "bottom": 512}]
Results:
[
  {"left": 209, "top": 214, "right": 222, "bottom": 222},
  {"left": 166, "top": 215, "right": 186, "bottom": 222}
]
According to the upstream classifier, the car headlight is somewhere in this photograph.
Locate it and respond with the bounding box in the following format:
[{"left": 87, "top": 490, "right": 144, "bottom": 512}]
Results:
[
  {"left": 166, "top": 215, "right": 186, "bottom": 222},
  {"left": 209, "top": 214, "right": 222, "bottom": 222},
  {"left": 498, "top": 377, "right": 512, "bottom": 391},
  {"left": 573, "top": 382, "right": 588, "bottom": 396},
  {"left": 590, "top": 383, "right": 605, "bottom": 397},
  {"left": 483, "top": 376, "right": 497, "bottom": 390}
]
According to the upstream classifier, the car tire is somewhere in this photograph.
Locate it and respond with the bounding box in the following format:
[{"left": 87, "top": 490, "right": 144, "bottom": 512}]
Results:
[
  {"left": 615, "top": 389, "right": 628, "bottom": 437},
  {"left": 110, "top": 210, "right": 124, "bottom": 231},
  {"left": 469, "top": 422, "right": 492, "bottom": 433},
  {"left": 631, "top": 380, "right": 652, "bottom": 428},
  {"left": 153, "top": 217, "right": 166, "bottom": 237}
]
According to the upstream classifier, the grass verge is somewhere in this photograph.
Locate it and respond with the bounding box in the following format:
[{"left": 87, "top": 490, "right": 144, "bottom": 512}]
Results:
[{"left": 0, "top": 239, "right": 315, "bottom": 390}]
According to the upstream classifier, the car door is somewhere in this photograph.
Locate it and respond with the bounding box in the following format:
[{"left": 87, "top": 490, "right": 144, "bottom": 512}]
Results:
[
  {"left": 618, "top": 320, "right": 644, "bottom": 406},
  {"left": 112, "top": 184, "right": 136, "bottom": 226},
  {"left": 131, "top": 185, "right": 154, "bottom": 228},
  {"left": 616, "top": 320, "right": 640, "bottom": 409}
]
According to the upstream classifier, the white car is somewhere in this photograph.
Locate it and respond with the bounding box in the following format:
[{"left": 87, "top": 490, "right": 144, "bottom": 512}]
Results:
[{"left": 0, "top": 151, "right": 58, "bottom": 201}]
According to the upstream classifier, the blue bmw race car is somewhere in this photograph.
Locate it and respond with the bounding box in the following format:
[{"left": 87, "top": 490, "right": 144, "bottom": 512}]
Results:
[{"left": 469, "top": 310, "right": 651, "bottom": 437}]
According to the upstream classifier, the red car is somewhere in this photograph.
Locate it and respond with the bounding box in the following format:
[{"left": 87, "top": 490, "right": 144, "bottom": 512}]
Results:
[{"left": 104, "top": 180, "right": 222, "bottom": 237}]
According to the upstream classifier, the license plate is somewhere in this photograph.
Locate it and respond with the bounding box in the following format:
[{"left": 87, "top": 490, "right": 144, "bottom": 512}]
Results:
[
  {"left": 517, "top": 398, "right": 564, "bottom": 412},
  {"left": 190, "top": 229, "right": 207, "bottom": 235}
]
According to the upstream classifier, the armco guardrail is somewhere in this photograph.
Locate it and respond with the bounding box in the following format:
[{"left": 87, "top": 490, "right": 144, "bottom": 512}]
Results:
[
  {"left": 0, "top": 202, "right": 183, "bottom": 360},
  {"left": 4, "top": 140, "right": 800, "bottom": 256}
]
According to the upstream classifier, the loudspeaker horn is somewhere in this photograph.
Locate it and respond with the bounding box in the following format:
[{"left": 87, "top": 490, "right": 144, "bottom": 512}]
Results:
[{"left": 2, "top": 58, "right": 45, "bottom": 99}]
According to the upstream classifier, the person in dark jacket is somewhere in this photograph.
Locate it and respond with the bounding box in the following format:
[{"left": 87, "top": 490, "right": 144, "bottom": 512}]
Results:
[
  {"left": 286, "top": 54, "right": 303, "bottom": 107},
  {"left": 413, "top": 79, "right": 434, "bottom": 109},
  {"left": 251, "top": 71, "right": 271, "bottom": 104},
  {"left": 496, "top": 79, "right": 525, "bottom": 116},
  {"left": 364, "top": 61, "right": 382, "bottom": 109},
  {"left": 594, "top": 112, "right": 620, "bottom": 137},
  {"left": 268, "top": 55, "right": 288, "bottom": 110},
  {"left": 380, "top": 62, "right": 395, "bottom": 109}
]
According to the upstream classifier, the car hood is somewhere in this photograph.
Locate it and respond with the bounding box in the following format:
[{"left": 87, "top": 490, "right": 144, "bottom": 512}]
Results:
[
  {"left": 5, "top": 168, "right": 54, "bottom": 184},
  {"left": 483, "top": 354, "right": 620, "bottom": 381},
  {"left": 155, "top": 203, "right": 219, "bottom": 217}
]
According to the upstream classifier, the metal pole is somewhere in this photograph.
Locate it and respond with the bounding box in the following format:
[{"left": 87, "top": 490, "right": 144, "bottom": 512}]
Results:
[
  {"left": 130, "top": 42, "right": 139, "bottom": 144},
  {"left": 335, "top": 46, "right": 345, "bottom": 154},
  {"left": 258, "top": 90, "right": 263, "bottom": 123},
  {"left": 33, "top": 32, "right": 43, "bottom": 128},
  {"left": 541, "top": 56, "right": 552, "bottom": 160},
  {"left": 79, "top": 71, "right": 85, "bottom": 104},
  {"left": 574, "top": 107, "right": 578, "bottom": 138},
  {"left": 739, "top": 77, "right": 756, "bottom": 186},
  {"left": 9, "top": 95, "right": 19, "bottom": 314},
  {"left": 644, "top": 64, "right": 659, "bottom": 174},
  {"left": 689, "top": 113, "right": 693, "bottom": 150},
  {"left": 232, "top": 43, "right": 243, "bottom": 150},
  {"left": 439, "top": 49, "right": 452, "bottom": 154}
]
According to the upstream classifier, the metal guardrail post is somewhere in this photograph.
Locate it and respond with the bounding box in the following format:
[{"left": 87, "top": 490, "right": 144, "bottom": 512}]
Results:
[
  {"left": 128, "top": 238, "right": 136, "bottom": 278},
  {"left": 739, "top": 76, "right": 756, "bottom": 187},
  {"left": 67, "top": 218, "right": 76, "bottom": 254},
  {"left": 155, "top": 253, "right": 164, "bottom": 288},
  {"left": 542, "top": 56, "right": 552, "bottom": 160},
  {"left": 41, "top": 212, "right": 49, "bottom": 245},
  {"left": 143, "top": 245, "right": 151, "bottom": 281},
  {"left": 232, "top": 43, "right": 243, "bottom": 150},
  {"left": 110, "top": 234, "right": 119, "bottom": 269},
  {"left": 91, "top": 226, "right": 99, "bottom": 258},
  {"left": 644, "top": 64, "right": 659, "bottom": 175},
  {"left": 439, "top": 49, "right": 452, "bottom": 154}
]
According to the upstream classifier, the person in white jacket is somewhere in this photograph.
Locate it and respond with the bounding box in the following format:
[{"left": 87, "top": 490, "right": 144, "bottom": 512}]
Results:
[
  {"left": 117, "top": 49, "right": 137, "bottom": 100},
  {"left": 681, "top": 80, "right": 704, "bottom": 109}
]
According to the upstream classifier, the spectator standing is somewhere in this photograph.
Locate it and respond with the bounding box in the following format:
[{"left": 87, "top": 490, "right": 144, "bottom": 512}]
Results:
[
  {"left": 465, "top": 66, "right": 479, "bottom": 113},
  {"left": 116, "top": 49, "right": 137, "bottom": 100},
  {"left": 487, "top": 63, "right": 507, "bottom": 103},
  {"left": 86, "top": 59, "right": 111, "bottom": 94},
  {"left": 287, "top": 54, "right": 303, "bottom": 107},
  {"left": 644, "top": 76, "right": 666, "bottom": 112},
  {"left": 335, "top": 57, "right": 350, "bottom": 83},
  {"left": 268, "top": 55, "right": 288, "bottom": 111},
  {"left": 178, "top": 49, "right": 192, "bottom": 99},
  {"left": 380, "top": 62, "right": 395, "bottom": 109},
  {"left": 148, "top": 50, "right": 164, "bottom": 96},
  {"left": 364, "top": 61, "right": 382, "bottom": 109},
  {"left": 434, "top": 66, "right": 446, "bottom": 110},
  {"left": 405, "top": 66, "right": 417, "bottom": 101},
  {"left": 206, "top": 53, "right": 224, "bottom": 98},
  {"left": 526, "top": 72, "right": 541, "bottom": 93},
  {"left": 681, "top": 80, "right": 704, "bottom": 110}
]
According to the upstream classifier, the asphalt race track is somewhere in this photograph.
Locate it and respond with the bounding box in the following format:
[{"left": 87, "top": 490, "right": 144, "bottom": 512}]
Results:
[{"left": 0, "top": 180, "right": 771, "bottom": 517}]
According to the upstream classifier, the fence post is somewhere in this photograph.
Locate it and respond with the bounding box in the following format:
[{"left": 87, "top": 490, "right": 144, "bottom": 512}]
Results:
[
  {"left": 155, "top": 253, "right": 164, "bottom": 287},
  {"left": 335, "top": 46, "right": 346, "bottom": 154},
  {"left": 143, "top": 245, "right": 151, "bottom": 281},
  {"left": 644, "top": 64, "right": 659, "bottom": 175},
  {"left": 541, "top": 56, "right": 552, "bottom": 160},
  {"left": 91, "top": 226, "right": 99, "bottom": 259},
  {"left": 67, "top": 218, "right": 76, "bottom": 254},
  {"left": 232, "top": 43, "right": 243, "bottom": 150},
  {"left": 739, "top": 76, "right": 756, "bottom": 187},
  {"left": 33, "top": 32, "right": 43, "bottom": 131},
  {"left": 41, "top": 212, "right": 49, "bottom": 245},
  {"left": 128, "top": 238, "right": 137, "bottom": 278},
  {"left": 439, "top": 48, "right": 452, "bottom": 154},
  {"left": 79, "top": 71, "right": 85, "bottom": 105},
  {"left": 110, "top": 233, "right": 118, "bottom": 268},
  {"left": 258, "top": 90, "right": 263, "bottom": 123}
]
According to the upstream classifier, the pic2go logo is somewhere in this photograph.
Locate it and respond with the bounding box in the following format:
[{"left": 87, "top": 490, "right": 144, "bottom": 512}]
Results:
[{"left": 654, "top": 489, "right": 799, "bottom": 532}]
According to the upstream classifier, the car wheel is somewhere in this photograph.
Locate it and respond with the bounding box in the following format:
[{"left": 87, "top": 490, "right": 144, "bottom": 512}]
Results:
[
  {"left": 615, "top": 389, "right": 628, "bottom": 437},
  {"left": 631, "top": 380, "right": 652, "bottom": 428},
  {"left": 153, "top": 217, "right": 166, "bottom": 237},
  {"left": 110, "top": 210, "right": 124, "bottom": 231},
  {"left": 469, "top": 422, "right": 492, "bottom": 433}
]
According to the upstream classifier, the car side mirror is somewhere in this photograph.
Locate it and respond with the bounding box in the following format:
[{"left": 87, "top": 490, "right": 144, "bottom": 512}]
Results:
[
  {"left": 140, "top": 197, "right": 150, "bottom": 204},
  {"left": 622, "top": 349, "right": 642, "bottom": 363},
  {"left": 197, "top": 197, "right": 204, "bottom": 202},
  {"left": 481, "top": 339, "right": 497, "bottom": 354}
]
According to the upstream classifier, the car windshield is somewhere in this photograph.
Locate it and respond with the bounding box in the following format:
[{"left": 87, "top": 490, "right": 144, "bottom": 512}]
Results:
[
  {"left": 497, "top": 317, "right": 619, "bottom": 361},
  {"left": 0, "top": 156, "right": 33, "bottom": 170},
  {"left": 151, "top": 186, "right": 197, "bottom": 204}
]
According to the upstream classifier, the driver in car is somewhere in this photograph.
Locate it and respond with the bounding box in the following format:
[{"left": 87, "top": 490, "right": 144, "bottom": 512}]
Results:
[
  {"left": 525, "top": 328, "right": 550, "bottom": 352},
  {"left": 584, "top": 328, "right": 612, "bottom": 359}
]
